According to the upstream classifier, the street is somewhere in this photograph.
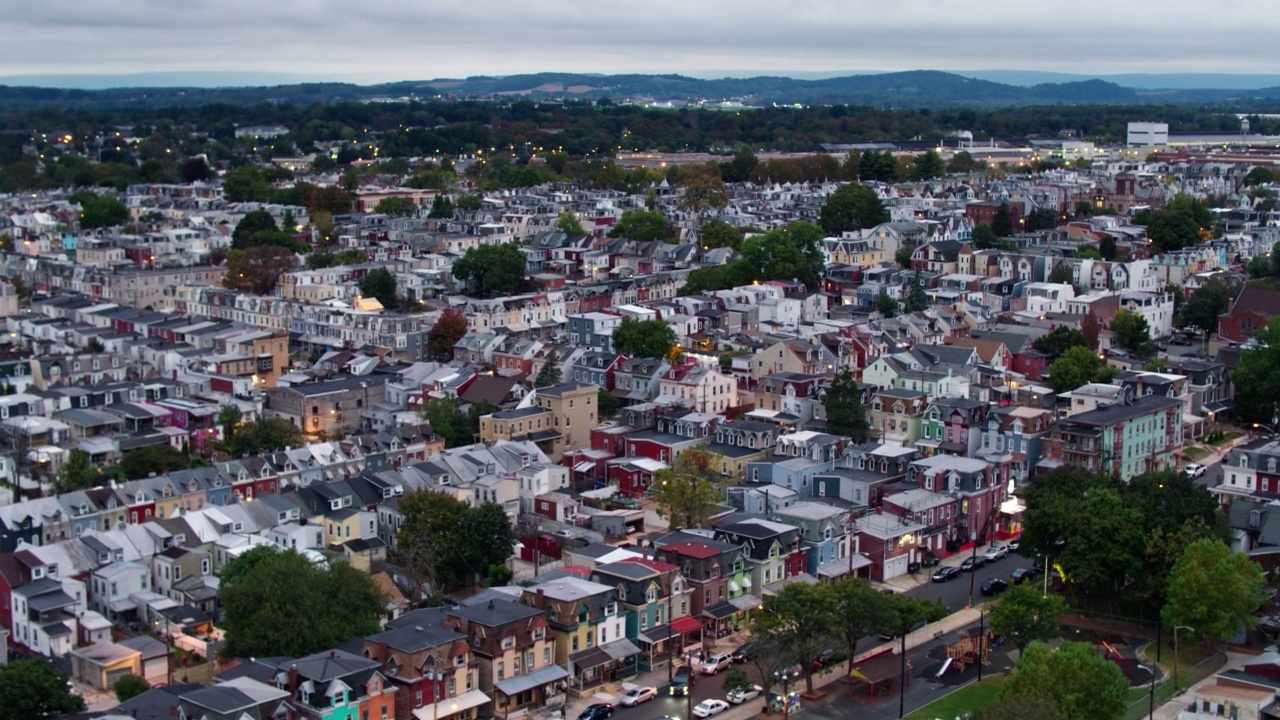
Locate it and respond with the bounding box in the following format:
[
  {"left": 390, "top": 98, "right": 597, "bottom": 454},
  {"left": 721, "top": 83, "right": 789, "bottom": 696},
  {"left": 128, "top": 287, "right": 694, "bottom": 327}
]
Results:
[{"left": 903, "top": 550, "right": 1028, "bottom": 613}]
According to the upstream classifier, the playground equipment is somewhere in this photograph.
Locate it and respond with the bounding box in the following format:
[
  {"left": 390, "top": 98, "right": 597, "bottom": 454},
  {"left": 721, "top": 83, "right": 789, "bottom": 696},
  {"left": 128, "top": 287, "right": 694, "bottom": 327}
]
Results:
[
  {"left": 945, "top": 632, "right": 990, "bottom": 673},
  {"left": 1096, "top": 639, "right": 1135, "bottom": 680}
]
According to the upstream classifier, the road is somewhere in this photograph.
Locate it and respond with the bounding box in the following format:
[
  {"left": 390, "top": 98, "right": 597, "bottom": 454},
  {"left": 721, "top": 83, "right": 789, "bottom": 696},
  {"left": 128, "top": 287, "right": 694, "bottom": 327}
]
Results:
[{"left": 903, "top": 550, "right": 1030, "bottom": 613}]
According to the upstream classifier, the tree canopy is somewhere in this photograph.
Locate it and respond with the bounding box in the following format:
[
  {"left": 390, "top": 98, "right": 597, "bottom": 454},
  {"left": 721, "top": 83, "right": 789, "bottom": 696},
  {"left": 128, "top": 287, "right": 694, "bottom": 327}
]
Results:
[
  {"left": 1164, "top": 538, "right": 1266, "bottom": 641},
  {"left": 227, "top": 417, "right": 304, "bottom": 457},
  {"left": 650, "top": 447, "right": 730, "bottom": 530},
  {"left": 989, "top": 583, "right": 1066, "bottom": 653},
  {"left": 698, "top": 219, "right": 744, "bottom": 251},
  {"left": 555, "top": 210, "right": 586, "bottom": 236},
  {"left": 822, "top": 369, "right": 868, "bottom": 442},
  {"left": 219, "top": 548, "right": 385, "bottom": 658},
  {"left": 609, "top": 209, "right": 673, "bottom": 242},
  {"left": 224, "top": 246, "right": 297, "bottom": 295},
  {"left": 534, "top": 360, "right": 562, "bottom": 388},
  {"left": 818, "top": 182, "right": 889, "bottom": 235},
  {"left": 1047, "top": 346, "right": 1101, "bottom": 393},
  {"left": 997, "top": 642, "right": 1128, "bottom": 720},
  {"left": 114, "top": 674, "right": 150, "bottom": 703},
  {"left": 395, "top": 489, "right": 516, "bottom": 595},
  {"left": 427, "top": 308, "right": 468, "bottom": 360},
  {"left": 1109, "top": 309, "right": 1155, "bottom": 357},
  {"left": 71, "top": 191, "right": 129, "bottom": 229},
  {"left": 991, "top": 202, "right": 1015, "bottom": 237},
  {"left": 374, "top": 196, "right": 416, "bottom": 217},
  {"left": 451, "top": 243, "right": 526, "bottom": 296},
  {"left": 1033, "top": 326, "right": 1088, "bottom": 361},
  {"left": 611, "top": 318, "right": 678, "bottom": 360},
  {"left": 1180, "top": 278, "right": 1237, "bottom": 337},
  {"left": 1143, "top": 193, "right": 1213, "bottom": 253},
  {"left": 120, "top": 443, "right": 190, "bottom": 480},
  {"left": 0, "top": 658, "right": 85, "bottom": 720},
  {"left": 1233, "top": 316, "right": 1280, "bottom": 423},
  {"left": 360, "top": 267, "right": 398, "bottom": 308}
]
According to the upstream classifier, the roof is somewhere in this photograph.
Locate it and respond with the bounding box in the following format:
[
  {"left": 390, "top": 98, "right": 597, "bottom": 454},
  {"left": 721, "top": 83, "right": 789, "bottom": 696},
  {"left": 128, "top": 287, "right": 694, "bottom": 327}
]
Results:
[
  {"left": 1226, "top": 286, "right": 1280, "bottom": 318},
  {"left": 1060, "top": 395, "right": 1181, "bottom": 427}
]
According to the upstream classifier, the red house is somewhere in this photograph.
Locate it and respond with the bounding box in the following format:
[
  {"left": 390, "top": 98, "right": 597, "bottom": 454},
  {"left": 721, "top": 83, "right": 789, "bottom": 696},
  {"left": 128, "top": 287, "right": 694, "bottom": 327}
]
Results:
[
  {"left": 1219, "top": 286, "right": 1280, "bottom": 343},
  {"left": 965, "top": 201, "right": 1024, "bottom": 231},
  {"left": 607, "top": 457, "right": 667, "bottom": 497}
]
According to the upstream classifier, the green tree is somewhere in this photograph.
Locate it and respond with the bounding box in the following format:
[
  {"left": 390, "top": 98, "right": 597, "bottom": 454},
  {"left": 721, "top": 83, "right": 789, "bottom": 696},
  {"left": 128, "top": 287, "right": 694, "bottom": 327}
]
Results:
[
  {"left": 720, "top": 667, "right": 754, "bottom": 695},
  {"left": 555, "top": 210, "right": 586, "bottom": 235},
  {"left": 823, "top": 369, "right": 868, "bottom": 442},
  {"left": 992, "top": 202, "right": 1015, "bottom": 237},
  {"left": 360, "top": 267, "right": 398, "bottom": 308},
  {"left": 428, "top": 194, "right": 454, "bottom": 219},
  {"left": 455, "top": 194, "right": 482, "bottom": 211},
  {"left": 597, "top": 388, "right": 621, "bottom": 418},
  {"left": 1025, "top": 207, "right": 1060, "bottom": 232},
  {"left": 1098, "top": 235, "right": 1118, "bottom": 260},
  {"left": 120, "top": 443, "right": 190, "bottom": 480},
  {"left": 1181, "top": 278, "right": 1236, "bottom": 339},
  {"left": 971, "top": 223, "right": 1000, "bottom": 250},
  {"left": 895, "top": 243, "right": 916, "bottom": 268},
  {"left": 71, "top": 191, "right": 130, "bottom": 229},
  {"left": 0, "top": 658, "right": 85, "bottom": 720},
  {"left": 819, "top": 183, "right": 889, "bottom": 235},
  {"left": 1145, "top": 193, "right": 1212, "bottom": 253},
  {"left": 722, "top": 149, "right": 759, "bottom": 183},
  {"left": 534, "top": 360, "right": 562, "bottom": 388},
  {"left": 609, "top": 209, "right": 672, "bottom": 242},
  {"left": 650, "top": 447, "right": 729, "bottom": 530},
  {"left": 739, "top": 221, "right": 827, "bottom": 289},
  {"left": 755, "top": 581, "right": 836, "bottom": 694},
  {"left": 428, "top": 308, "right": 468, "bottom": 360},
  {"left": 180, "top": 157, "right": 213, "bottom": 182},
  {"left": 113, "top": 674, "right": 150, "bottom": 702},
  {"left": 1244, "top": 167, "right": 1275, "bottom": 186},
  {"left": 1109, "top": 309, "right": 1155, "bottom": 357},
  {"left": 832, "top": 577, "right": 897, "bottom": 676},
  {"left": 903, "top": 270, "right": 928, "bottom": 313},
  {"left": 998, "top": 642, "right": 1127, "bottom": 720},
  {"left": 420, "top": 397, "right": 472, "bottom": 448},
  {"left": 219, "top": 549, "right": 384, "bottom": 658},
  {"left": 946, "top": 151, "right": 981, "bottom": 174},
  {"left": 1033, "top": 326, "right": 1088, "bottom": 361},
  {"left": 911, "top": 150, "right": 944, "bottom": 180},
  {"left": 227, "top": 417, "right": 304, "bottom": 457},
  {"left": 311, "top": 210, "right": 336, "bottom": 245},
  {"left": 374, "top": 196, "right": 416, "bottom": 217},
  {"left": 978, "top": 689, "right": 1067, "bottom": 720},
  {"left": 232, "top": 209, "right": 279, "bottom": 246},
  {"left": 396, "top": 489, "right": 515, "bottom": 594},
  {"left": 224, "top": 245, "right": 297, "bottom": 295},
  {"left": 677, "top": 164, "right": 728, "bottom": 225},
  {"left": 1164, "top": 538, "right": 1266, "bottom": 641},
  {"left": 451, "top": 243, "right": 526, "bottom": 296},
  {"left": 875, "top": 292, "right": 899, "bottom": 317},
  {"left": 53, "top": 449, "right": 99, "bottom": 493},
  {"left": 989, "top": 584, "right": 1067, "bottom": 653},
  {"left": 1047, "top": 345, "right": 1101, "bottom": 394},
  {"left": 612, "top": 318, "right": 677, "bottom": 360},
  {"left": 1233, "top": 316, "right": 1280, "bottom": 423},
  {"left": 698, "top": 219, "right": 744, "bottom": 251}
]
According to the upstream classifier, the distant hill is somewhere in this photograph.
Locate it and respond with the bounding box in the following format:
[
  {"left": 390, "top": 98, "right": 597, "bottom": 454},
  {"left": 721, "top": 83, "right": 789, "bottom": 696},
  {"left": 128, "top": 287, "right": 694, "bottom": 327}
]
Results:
[{"left": 2, "top": 70, "right": 1280, "bottom": 109}]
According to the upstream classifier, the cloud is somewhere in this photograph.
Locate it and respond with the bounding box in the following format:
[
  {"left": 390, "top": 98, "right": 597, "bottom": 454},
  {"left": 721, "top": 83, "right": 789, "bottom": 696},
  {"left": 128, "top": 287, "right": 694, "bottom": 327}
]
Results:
[{"left": 0, "top": 0, "right": 1276, "bottom": 83}]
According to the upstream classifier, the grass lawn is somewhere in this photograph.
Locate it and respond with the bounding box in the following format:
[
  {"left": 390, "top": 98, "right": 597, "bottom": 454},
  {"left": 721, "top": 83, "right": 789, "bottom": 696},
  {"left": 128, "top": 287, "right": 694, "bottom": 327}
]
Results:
[
  {"left": 902, "top": 677, "right": 1004, "bottom": 720},
  {"left": 1183, "top": 446, "right": 1207, "bottom": 460}
]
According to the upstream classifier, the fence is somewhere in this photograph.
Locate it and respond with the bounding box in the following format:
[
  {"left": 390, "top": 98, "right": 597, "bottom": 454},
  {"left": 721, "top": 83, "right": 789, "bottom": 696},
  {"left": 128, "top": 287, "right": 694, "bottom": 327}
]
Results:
[{"left": 1123, "top": 650, "right": 1225, "bottom": 720}]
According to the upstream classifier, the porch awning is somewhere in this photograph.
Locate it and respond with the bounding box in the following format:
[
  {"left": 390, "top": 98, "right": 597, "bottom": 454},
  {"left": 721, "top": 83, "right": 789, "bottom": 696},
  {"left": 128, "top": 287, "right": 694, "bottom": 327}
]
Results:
[
  {"left": 703, "top": 601, "right": 739, "bottom": 620},
  {"left": 601, "top": 638, "right": 641, "bottom": 661},
  {"left": 494, "top": 665, "right": 568, "bottom": 697},
  {"left": 411, "top": 690, "right": 491, "bottom": 720},
  {"left": 1000, "top": 498, "right": 1027, "bottom": 515},
  {"left": 1204, "top": 400, "right": 1236, "bottom": 414},
  {"left": 729, "top": 594, "right": 762, "bottom": 612},
  {"left": 818, "top": 558, "right": 862, "bottom": 578},
  {"left": 638, "top": 624, "right": 677, "bottom": 644},
  {"left": 573, "top": 461, "right": 595, "bottom": 472},
  {"left": 570, "top": 647, "right": 612, "bottom": 671},
  {"left": 672, "top": 615, "right": 703, "bottom": 634}
]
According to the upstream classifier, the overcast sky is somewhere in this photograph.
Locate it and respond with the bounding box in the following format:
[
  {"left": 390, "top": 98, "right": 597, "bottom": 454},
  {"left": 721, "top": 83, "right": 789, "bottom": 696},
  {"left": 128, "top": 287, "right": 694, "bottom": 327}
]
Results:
[{"left": 2, "top": 0, "right": 1277, "bottom": 84}]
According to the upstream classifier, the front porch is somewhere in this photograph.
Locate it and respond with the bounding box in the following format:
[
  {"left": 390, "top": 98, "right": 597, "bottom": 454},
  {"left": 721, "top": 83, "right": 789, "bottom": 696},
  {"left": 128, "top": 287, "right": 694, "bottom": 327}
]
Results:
[
  {"left": 492, "top": 665, "right": 569, "bottom": 719},
  {"left": 567, "top": 639, "right": 641, "bottom": 698},
  {"left": 636, "top": 615, "right": 703, "bottom": 672}
]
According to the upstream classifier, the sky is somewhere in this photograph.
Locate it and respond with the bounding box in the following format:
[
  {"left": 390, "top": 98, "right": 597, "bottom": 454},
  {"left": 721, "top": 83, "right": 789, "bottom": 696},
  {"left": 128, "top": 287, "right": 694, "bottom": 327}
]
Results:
[{"left": 2, "top": 0, "right": 1278, "bottom": 86}]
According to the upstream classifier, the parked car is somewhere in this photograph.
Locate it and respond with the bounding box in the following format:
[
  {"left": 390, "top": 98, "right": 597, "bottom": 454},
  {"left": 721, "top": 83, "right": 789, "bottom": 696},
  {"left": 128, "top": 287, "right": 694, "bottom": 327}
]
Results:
[
  {"left": 981, "top": 578, "right": 1010, "bottom": 596},
  {"left": 959, "top": 556, "right": 986, "bottom": 572},
  {"left": 1007, "top": 540, "right": 1021, "bottom": 553},
  {"left": 726, "top": 684, "right": 763, "bottom": 704},
  {"left": 692, "top": 699, "right": 730, "bottom": 718},
  {"left": 620, "top": 687, "right": 657, "bottom": 707},
  {"left": 983, "top": 545, "right": 1009, "bottom": 562},
  {"left": 579, "top": 704, "right": 614, "bottom": 720},
  {"left": 1171, "top": 337, "right": 1193, "bottom": 346},
  {"left": 807, "top": 648, "right": 841, "bottom": 672},
  {"left": 1009, "top": 567, "right": 1039, "bottom": 585},
  {"left": 731, "top": 643, "right": 756, "bottom": 663},
  {"left": 553, "top": 529, "right": 580, "bottom": 540},
  {"left": 701, "top": 653, "right": 734, "bottom": 675},
  {"left": 932, "top": 566, "right": 961, "bottom": 583},
  {"left": 670, "top": 667, "right": 694, "bottom": 696},
  {"left": 1185, "top": 463, "right": 1207, "bottom": 478}
]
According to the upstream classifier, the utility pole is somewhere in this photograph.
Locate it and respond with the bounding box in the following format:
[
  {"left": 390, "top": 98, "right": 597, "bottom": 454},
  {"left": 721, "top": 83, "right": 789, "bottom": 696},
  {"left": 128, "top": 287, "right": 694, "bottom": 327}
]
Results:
[
  {"left": 667, "top": 579, "right": 676, "bottom": 684},
  {"left": 898, "top": 628, "right": 908, "bottom": 719}
]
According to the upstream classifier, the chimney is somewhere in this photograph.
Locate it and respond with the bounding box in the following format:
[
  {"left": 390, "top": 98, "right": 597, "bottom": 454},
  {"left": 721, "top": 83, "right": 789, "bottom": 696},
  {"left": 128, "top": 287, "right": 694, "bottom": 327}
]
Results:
[
  {"left": 288, "top": 664, "right": 298, "bottom": 696},
  {"left": 488, "top": 599, "right": 495, "bottom": 610},
  {"left": 329, "top": 650, "right": 336, "bottom": 659}
]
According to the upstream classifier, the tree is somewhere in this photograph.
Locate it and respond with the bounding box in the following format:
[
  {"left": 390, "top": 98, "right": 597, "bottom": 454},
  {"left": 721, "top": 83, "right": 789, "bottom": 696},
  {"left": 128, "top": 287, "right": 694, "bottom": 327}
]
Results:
[
  {"left": 455, "top": 194, "right": 482, "bottom": 211},
  {"left": 428, "top": 194, "right": 454, "bottom": 219},
  {"left": 997, "top": 642, "right": 1128, "bottom": 720},
  {"left": 739, "top": 222, "right": 827, "bottom": 289},
  {"left": 875, "top": 292, "right": 899, "bottom": 317},
  {"left": 219, "top": 548, "right": 384, "bottom": 658},
  {"left": 555, "top": 210, "right": 586, "bottom": 235},
  {"left": 895, "top": 243, "right": 916, "bottom": 269},
  {"left": 180, "top": 157, "right": 213, "bottom": 182},
  {"left": 971, "top": 223, "right": 1000, "bottom": 250},
  {"left": 224, "top": 246, "right": 297, "bottom": 295},
  {"left": 1164, "top": 538, "right": 1266, "bottom": 641},
  {"left": 53, "top": 449, "right": 99, "bottom": 493},
  {"left": 947, "top": 151, "right": 981, "bottom": 174},
  {"left": 978, "top": 689, "right": 1067, "bottom": 720},
  {"left": 1025, "top": 207, "right": 1059, "bottom": 232},
  {"left": 819, "top": 183, "right": 889, "bottom": 235},
  {"left": 911, "top": 150, "right": 944, "bottom": 181},
  {"left": 227, "top": 417, "right": 303, "bottom": 457},
  {"left": 677, "top": 164, "right": 728, "bottom": 225},
  {"left": 396, "top": 489, "right": 515, "bottom": 595},
  {"left": 755, "top": 581, "right": 836, "bottom": 694},
  {"left": 722, "top": 149, "right": 759, "bottom": 183},
  {"left": 1033, "top": 326, "right": 1088, "bottom": 361},
  {"left": 534, "top": 359, "right": 562, "bottom": 388},
  {"left": 360, "top": 267, "right": 398, "bottom": 308},
  {"left": 428, "top": 309, "right": 468, "bottom": 360},
  {"left": 823, "top": 369, "right": 868, "bottom": 442},
  {"left": 374, "top": 196, "right": 416, "bottom": 217},
  {"left": 311, "top": 210, "right": 336, "bottom": 245},
  {"left": 903, "top": 270, "right": 928, "bottom": 313},
  {"left": 1181, "top": 278, "right": 1237, "bottom": 338},
  {"left": 992, "top": 202, "right": 1015, "bottom": 237},
  {"left": 120, "top": 443, "right": 189, "bottom": 480},
  {"left": 650, "top": 447, "right": 729, "bottom": 530},
  {"left": 451, "top": 243, "right": 526, "bottom": 296},
  {"left": 989, "top": 584, "right": 1066, "bottom": 653},
  {"left": 1047, "top": 345, "right": 1101, "bottom": 394},
  {"left": 1081, "top": 310, "right": 1103, "bottom": 351},
  {"left": 698, "top": 219, "right": 744, "bottom": 251},
  {"left": 597, "top": 388, "right": 620, "bottom": 418},
  {"left": 114, "top": 674, "right": 150, "bottom": 702},
  {"left": 0, "top": 658, "right": 85, "bottom": 720},
  {"left": 720, "top": 667, "right": 754, "bottom": 696},
  {"left": 1145, "top": 193, "right": 1213, "bottom": 253},
  {"left": 609, "top": 209, "right": 672, "bottom": 242},
  {"left": 232, "top": 209, "right": 279, "bottom": 246},
  {"left": 612, "top": 318, "right": 677, "bottom": 360},
  {"left": 1098, "top": 235, "right": 1118, "bottom": 260},
  {"left": 1109, "top": 309, "right": 1155, "bottom": 357},
  {"left": 1244, "top": 166, "right": 1275, "bottom": 186},
  {"left": 217, "top": 404, "right": 243, "bottom": 445},
  {"left": 832, "top": 578, "right": 897, "bottom": 676},
  {"left": 71, "top": 191, "right": 130, "bottom": 229},
  {"left": 1233, "top": 317, "right": 1280, "bottom": 423}
]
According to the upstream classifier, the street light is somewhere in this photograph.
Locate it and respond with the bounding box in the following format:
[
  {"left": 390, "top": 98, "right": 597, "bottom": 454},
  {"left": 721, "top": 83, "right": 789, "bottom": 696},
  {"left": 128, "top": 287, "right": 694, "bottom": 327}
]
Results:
[
  {"left": 773, "top": 665, "right": 801, "bottom": 720},
  {"left": 1252, "top": 423, "right": 1277, "bottom": 436},
  {"left": 1173, "top": 625, "right": 1194, "bottom": 692}
]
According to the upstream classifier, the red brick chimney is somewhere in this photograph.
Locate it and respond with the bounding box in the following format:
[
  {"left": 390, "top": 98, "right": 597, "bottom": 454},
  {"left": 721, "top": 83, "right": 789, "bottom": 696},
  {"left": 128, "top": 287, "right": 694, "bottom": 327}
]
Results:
[{"left": 288, "top": 664, "right": 298, "bottom": 696}]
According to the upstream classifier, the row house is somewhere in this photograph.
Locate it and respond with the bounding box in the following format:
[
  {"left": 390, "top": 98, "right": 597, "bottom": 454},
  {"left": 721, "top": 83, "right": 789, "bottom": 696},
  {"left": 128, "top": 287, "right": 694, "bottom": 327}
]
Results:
[
  {"left": 364, "top": 609, "right": 485, "bottom": 720},
  {"left": 590, "top": 560, "right": 686, "bottom": 673},
  {"left": 976, "top": 406, "right": 1052, "bottom": 486},
  {"left": 570, "top": 351, "right": 624, "bottom": 390},
  {"left": 1216, "top": 438, "right": 1280, "bottom": 507},
  {"left": 655, "top": 357, "right": 737, "bottom": 414},
  {"left": 712, "top": 516, "right": 805, "bottom": 597},
  {"left": 851, "top": 508, "right": 927, "bottom": 582},
  {"left": 918, "top": 397, "right": 989, "bottom": 458},
  {"left": 903, "top": 454, "right": 1012, "bottom": 552},
  {"left": 478, "top": 383, "right": 596, "bottom": 463},
  {"left": 752, "top": 372, "right": 824, "bottom": 426},
  {"left": 622, "top": 410, "right": 718, "bottom": 466},
  {"left": 272, "top": 650, "right": 397, "bottom": 720},
  {"left": 653, "top": 535, "right": 750, "bottom": 652},
  {"left": 772, "top": 502, "right": 860, "bottom": 580},
  {"left": 1040, "top": 393, "right": 1184, "bottom": 481},
  {"left": 520, "top": 577, "right": 637, "bottom": 697},
  {"left": 707, "top": 419, "right": 776, "bottom": 480},
  {"left": 610, "top": 357, "right": 669, "bottom": 407},
  {"left": 868, "top": 389, "right": 928, "bottom": 447}
]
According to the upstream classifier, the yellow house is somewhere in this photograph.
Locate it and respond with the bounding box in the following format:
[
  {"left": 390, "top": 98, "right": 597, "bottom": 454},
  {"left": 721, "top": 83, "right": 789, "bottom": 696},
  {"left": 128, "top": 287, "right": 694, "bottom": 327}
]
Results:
[
  {"left": 479, "top": 383, "right": 595, "bottom": 462},
  {"left": 315, "top": 507, "right": 378, "bottom": 550}
]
